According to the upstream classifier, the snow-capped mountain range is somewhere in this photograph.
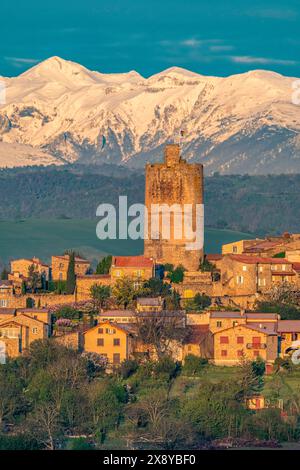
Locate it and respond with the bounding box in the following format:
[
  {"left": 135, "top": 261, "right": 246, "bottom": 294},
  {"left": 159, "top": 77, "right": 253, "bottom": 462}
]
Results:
[{"left": 0, "top": 56, "right": 299, "bottom": 174}]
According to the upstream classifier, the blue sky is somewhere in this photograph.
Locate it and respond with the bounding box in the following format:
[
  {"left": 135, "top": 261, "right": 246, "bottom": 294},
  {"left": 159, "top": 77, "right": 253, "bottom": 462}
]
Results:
[{"left": 1, "top": 0, "right": 299, "bottom": 77}]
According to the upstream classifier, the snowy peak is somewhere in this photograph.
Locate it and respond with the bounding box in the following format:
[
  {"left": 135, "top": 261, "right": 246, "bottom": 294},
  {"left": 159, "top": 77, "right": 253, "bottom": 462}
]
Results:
[
  {"left": 0, "top": 57, "right": 300, "bottom": 174},
  {"left": 19, "top": 56, "right": 101, "bottom": 85}
]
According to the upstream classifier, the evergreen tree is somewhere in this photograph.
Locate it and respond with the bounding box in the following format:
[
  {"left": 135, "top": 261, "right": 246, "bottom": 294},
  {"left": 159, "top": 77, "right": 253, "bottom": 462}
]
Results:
[
  {"left": 0, "top": 267, "right": 9, "bottom": 280},
  {"left": 96, "top": 255, "right": 112, "bottom": 275},
  {"left": 66, "top": 253, "right": 76, "bottom": 294}
]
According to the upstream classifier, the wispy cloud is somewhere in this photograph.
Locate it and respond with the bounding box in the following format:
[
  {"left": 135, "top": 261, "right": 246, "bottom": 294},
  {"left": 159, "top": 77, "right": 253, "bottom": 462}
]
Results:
[
  {"left": 4, "top": 57, "right": 40, "bottom": 68},
  {"left": 230, "top": 55, "right": 297, "bottom": 66},
  {"left": 210, "top": 45, "right": 234, "bottom": 52},
  {"left": 246, "top": 8, "right": 298, "bottom": 20}
]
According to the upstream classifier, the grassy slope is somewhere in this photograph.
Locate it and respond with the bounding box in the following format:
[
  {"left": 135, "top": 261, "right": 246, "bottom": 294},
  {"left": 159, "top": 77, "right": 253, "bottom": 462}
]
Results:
[{"left": 0, "top": 219, "right": 254, "bottom": 264}]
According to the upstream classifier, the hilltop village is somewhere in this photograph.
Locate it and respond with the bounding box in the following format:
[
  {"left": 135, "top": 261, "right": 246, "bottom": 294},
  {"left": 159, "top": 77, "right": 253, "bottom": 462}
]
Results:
[{"left": 1, "top": 145, "right": 300, "bottom": 372}]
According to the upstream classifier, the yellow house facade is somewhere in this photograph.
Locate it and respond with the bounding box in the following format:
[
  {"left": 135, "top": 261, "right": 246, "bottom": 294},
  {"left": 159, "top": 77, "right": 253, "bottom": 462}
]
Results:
[
  {"left": 83, "top": 321, "right": 135, "bottom": 365},
  {"left": 213, "top": 323, "right": 278, "bottom": 366}
]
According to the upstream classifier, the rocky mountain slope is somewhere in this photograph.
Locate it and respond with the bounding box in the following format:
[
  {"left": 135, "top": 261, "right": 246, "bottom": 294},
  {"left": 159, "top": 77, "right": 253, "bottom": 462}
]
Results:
[{"left": 0, "top": 56, "right": 299, "bottom": 174}]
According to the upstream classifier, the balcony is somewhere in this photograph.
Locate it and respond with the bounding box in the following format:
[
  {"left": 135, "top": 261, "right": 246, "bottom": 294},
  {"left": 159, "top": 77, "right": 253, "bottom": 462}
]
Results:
[{"left": 246, "top": 343, "right": 267, "bottom": 349}]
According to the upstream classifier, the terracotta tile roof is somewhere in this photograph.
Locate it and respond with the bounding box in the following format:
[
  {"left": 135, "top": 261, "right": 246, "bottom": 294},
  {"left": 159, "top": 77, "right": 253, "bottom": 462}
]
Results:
[
  {"left": 137, "top": 297, "right": 162, "bottom": 306},
  {"left": 113, "top": 256, "right": 154, "bottom": 268},
  {"left": 229, "top": 255, "right": 291, "bottom": 265},
  {"left": 83, "top": 321, "right": 136, "bottom": 336},
  {"left": 213, "top": 322, "right": 277, "bottom": 336},
  {"left": 210, "top": 311, "right": 242, "bottom": 319},
  {"left": 98, "top": 310, "right": 135, "bottom": 317},
  {"left": 0, "top": 308, "right": 16, "bottom": 315},
  {"left": 246, "top": 312, "right": 278, "bottom": 320},
  {"left": 278, "top": 320, "right": 300, "bottom": 333},
  {"left": 206, "top": 254, "right": 223, "bottom": 261},
  {"left": 293, "top": 263, "right": 300, "bottom": 273},
  {"left": 17, "top": 308, "right": 49, "bottom": 314},
  {"left": 244, "top": 241, "right": 281, "bottom": 252},
  {"left": 0, "top": 280, "right": 12, "bottom": 287},
  {"left": 247, "top": 322, "right": 277, "bottom": 333}
]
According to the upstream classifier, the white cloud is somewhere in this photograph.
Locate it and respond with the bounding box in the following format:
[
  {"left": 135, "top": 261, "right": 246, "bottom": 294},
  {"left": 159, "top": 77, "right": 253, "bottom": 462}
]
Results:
[
  {"left": 4, "top": 57, "right": 40, "bottom": 68},
  {"left": 180, "top": 39, "right": 202, "bottom": 48},
  {"left": 230, "top": 56, "right": 297, "bottom": 66}
]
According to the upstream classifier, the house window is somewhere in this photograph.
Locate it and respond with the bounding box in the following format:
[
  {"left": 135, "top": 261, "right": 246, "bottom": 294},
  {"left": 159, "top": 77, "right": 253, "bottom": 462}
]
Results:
[
  {"left": 115, "top": 270, "right": 121, "bottom": 277},
  {"left": 259, "top": 266, "right": 263, "bottom": 272},
  {"left": 252, "top": 337, "right": 261, "bottom": 345},
  {"left": 98, "top": 328, "right": 103, "bottom": 334},
  {"left": 113, "top": 353, "right": 121, "bottom": 364},
  {"left": 237, "top": 350, "right": 244, "bottom": 357},
  {"left": 97, "top": 338, "right": 104, "bottom": 346},
  {"left": 113, "top": 338, "right": 120, "bottom": 346},
  {"left": 220, "top": 336, "right": 229, "bottom": 344},
  {"left": 236, "top": 275, "right": 244, "bottom": 285},
  {"left": 237, "top": 336, "right": 244, "bottom": 344},
  {"left": 292, "top": 333, "right": 297, "bottom": 341},
  {"left": 233, "top": 321, "right": 238, "bottom": 327},
  {"left": 106, "top": 328, "right": 116, "bottom": 334},
  {"left": 232, "top": 246, "right": 237, "bottom": 253},
  {"left": 221, "top": 350, "right": 227, "bottom": 357},
  {"left": 32, "top": 327, "right": 38, "bottom": 334},
  {"left": 216, "top": 321, "right": 222, "bottom": 328},
  {"left": 0, "top": 300, "right": 8, "bottom": 307},
  {"left": 282, "top": 265, "right": 286, "bottom": 271},
  {"left": 242, "top": 265, "right": 247, "bottom": 272},
  {"left": 258, "top": 278, "right": 266, "bottom": 287}
]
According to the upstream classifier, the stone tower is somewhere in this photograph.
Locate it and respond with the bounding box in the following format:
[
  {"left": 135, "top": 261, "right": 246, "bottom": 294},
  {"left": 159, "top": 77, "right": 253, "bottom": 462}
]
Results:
[{"left": 144, "top": 144, "right": 204, "bottom": 271}]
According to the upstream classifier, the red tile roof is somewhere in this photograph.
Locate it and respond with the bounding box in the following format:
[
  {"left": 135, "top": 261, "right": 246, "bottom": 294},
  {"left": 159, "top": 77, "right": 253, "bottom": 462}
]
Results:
[{"left": 113, "top": 256, "right": 154, "bottom": 268}]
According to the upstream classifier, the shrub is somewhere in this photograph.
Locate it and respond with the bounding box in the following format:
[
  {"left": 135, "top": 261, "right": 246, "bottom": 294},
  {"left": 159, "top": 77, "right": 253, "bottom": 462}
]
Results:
[
  {"left": 65, "top": 437, "right": 94, "bottom": 450},
  {"left": 154, "top": 356, "right": 179, "bottom": 380},
  {"left": 182, "top": 354, "right": 208, "bottom": 376},
  {"left": 120, "top": 359, "right": 139, "bottom": 379}
]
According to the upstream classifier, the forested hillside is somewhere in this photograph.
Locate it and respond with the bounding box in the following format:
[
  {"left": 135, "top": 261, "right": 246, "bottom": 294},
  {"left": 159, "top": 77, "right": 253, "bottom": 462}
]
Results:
[{"left": 1, "top": 165, "right": 300, "bottom": 235}]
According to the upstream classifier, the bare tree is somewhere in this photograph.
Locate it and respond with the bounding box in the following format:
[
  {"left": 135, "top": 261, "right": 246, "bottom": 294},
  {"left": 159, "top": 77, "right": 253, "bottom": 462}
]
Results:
[{"left": 135, "top": 311, "right": 189, "bottom": 359}]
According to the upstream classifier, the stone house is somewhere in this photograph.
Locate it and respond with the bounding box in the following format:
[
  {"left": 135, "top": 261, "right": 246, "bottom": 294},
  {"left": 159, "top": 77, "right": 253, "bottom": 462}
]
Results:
[
  {"left": 216, "top": 255, "right": 296, "bottom": 296},
  {"left": 136, "top": 297, "right": 164, "bottom": 313},
  {"left": 51, "top": 254, "right": 90, "bottom": 281},
  {"left": 212, "top": 323, "right": 278, "bottom": 366},
  {"left": 110, "top": 256, "right": 154, "bottom": 285},
  {"left": 0, "top": 313, "right": 49, "bottom": 358},
  {"left": 10, "top": 257, "right": 50, "bottom": 281}
]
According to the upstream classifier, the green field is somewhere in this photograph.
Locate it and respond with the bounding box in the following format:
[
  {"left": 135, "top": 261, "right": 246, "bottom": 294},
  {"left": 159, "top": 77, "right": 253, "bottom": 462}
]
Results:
[{"left": 0, "top": 218, "right": 254, "bottom": 265}]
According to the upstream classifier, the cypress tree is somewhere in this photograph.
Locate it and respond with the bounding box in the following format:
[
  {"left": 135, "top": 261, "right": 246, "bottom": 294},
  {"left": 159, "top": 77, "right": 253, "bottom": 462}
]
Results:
[{"left": 66, "top": 252, "right": 76, "bottom": 294}]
